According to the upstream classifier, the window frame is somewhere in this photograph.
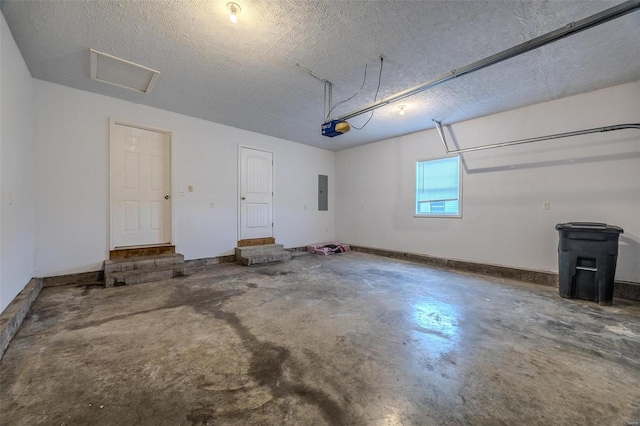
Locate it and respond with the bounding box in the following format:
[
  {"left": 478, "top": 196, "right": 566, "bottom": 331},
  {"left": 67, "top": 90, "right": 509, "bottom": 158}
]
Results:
[{"left": 414, "top": 154, "right": 463, "bottom": 219}]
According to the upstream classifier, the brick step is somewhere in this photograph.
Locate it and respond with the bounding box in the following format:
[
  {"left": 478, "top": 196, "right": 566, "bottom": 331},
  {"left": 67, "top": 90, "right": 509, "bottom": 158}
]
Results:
[
  {"left": 235, "top": 243, "right": 292, "bottom": 266},
  {"left": 238, "top": 250, "right": 292, "bottom": 266},
  {"left": 104, "top": 253, "right": 184, "bottom": 274},
  {"left": 234, "top": 244, "right": 285, "bottom": 258},
  {"left": 105, "top": 264, "right": 186, "bottom": 287}
]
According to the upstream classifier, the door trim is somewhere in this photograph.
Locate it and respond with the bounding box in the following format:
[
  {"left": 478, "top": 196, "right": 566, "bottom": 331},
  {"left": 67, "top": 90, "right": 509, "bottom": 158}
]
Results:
[
  {"left": 109, "top": 118, "right": 175, "bottom": 251},
  {"left": 238, "top": 145, "right": 274, "bottom": 242}
]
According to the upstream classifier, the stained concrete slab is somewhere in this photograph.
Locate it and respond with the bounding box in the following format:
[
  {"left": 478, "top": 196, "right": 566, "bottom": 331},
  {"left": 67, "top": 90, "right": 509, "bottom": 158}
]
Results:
[{"left": 1, "top": 252, "right": 639, "bottom": 425}]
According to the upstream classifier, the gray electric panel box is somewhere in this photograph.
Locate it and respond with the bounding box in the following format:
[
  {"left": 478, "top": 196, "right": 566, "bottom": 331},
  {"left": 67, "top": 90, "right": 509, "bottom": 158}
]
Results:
[{"left": 318, "top": 175, "right": 328, "bottom": 211}]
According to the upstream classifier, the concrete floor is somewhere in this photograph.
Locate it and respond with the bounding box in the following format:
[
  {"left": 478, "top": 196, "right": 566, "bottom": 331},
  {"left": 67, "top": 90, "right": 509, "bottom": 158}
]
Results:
[{"left": 1, "top": 252, "right": 639, "bottom": 425}]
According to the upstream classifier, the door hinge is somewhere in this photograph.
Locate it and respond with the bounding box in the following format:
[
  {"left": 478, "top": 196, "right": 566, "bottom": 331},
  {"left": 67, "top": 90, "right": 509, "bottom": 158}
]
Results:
[{"left": 272, "top": 223, "right": 274, "bottom": 227}]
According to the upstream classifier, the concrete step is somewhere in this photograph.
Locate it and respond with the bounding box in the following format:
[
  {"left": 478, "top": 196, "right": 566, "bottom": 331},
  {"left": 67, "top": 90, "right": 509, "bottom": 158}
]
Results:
[
  {"left": 238, "top": 250, "right": 292, "bottom": 266},
  {"left": 104, "top": 253, "right": 187, "bottom": 288},
  {"left": 104, "top": 253, "right": 184, "bottom": 275},
  {"left": 235, "top": 244, "right": 285, "bottom": 258},
  {"left": 235, "top": 244, "right": 291, "bottom": 266},
  {"left": 105, "top": 264, "right": 186, "bottom": 287}
]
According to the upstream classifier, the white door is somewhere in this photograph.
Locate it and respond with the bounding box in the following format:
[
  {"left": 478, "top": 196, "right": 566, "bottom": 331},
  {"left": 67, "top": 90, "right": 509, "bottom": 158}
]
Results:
[
  {"left": 110, "top": 122, "right": 172, "bottom": 249},
  {"left": 239, "top": 147, "right": 273, "bottom": 240}
]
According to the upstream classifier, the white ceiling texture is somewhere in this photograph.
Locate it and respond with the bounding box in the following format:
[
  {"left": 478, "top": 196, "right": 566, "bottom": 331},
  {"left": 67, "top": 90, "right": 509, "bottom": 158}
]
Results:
[{"left": 1, "top": 1, "right": 639, "bottom": 151}]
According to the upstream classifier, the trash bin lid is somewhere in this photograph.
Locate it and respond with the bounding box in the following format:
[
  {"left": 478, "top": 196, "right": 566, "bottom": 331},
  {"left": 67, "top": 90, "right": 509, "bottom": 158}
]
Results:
[{"left": 555, "top": 222, "right": 624, "bottom": 234}]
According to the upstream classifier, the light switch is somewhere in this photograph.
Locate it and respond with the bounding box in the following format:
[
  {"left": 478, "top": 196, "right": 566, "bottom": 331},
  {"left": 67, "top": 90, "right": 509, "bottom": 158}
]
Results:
[{"left": 188, "top": 185, "right": 193, "bottom": 192}]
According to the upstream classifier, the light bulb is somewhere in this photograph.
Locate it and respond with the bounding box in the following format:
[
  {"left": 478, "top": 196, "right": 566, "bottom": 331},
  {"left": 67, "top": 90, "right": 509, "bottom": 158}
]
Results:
[
  {"left": 227, "top": 3, "right": 240, "bottom": 24},
  {"left": 398, "top": 105, "right": 406, "bottom": 116}
]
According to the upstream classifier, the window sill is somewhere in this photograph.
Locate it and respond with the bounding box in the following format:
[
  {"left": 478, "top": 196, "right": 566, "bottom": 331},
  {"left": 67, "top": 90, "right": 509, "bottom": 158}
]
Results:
[{"left": 413, "top": 214, "right": 462, "bottom": 219}]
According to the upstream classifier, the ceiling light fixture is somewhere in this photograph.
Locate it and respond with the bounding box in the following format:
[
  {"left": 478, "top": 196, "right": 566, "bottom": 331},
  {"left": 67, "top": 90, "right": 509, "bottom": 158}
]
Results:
[
  {"left": 398, "top": 105, "right": 406, "bottom": 116},
  {"left": 227, "top": 2, "right": 241, "bottom": 23}
]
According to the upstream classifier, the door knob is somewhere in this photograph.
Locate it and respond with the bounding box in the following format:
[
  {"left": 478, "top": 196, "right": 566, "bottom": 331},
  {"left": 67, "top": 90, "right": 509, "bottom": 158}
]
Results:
[
  {"left": 164, "top": 195, "right": 170, "bottom": 200},
  {"left": 241, "top": 197, "right": 246, "bottom": 200}
]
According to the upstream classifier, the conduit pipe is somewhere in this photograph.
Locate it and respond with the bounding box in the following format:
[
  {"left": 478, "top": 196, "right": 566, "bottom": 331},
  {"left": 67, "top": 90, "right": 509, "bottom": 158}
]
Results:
[
  {"left": 433, "top": 121, "right": 640, "bottom": 154},
  {"left": 334, "top": 0, "right": 640, "bottom": 122},
  {"left": 296, "top": 63, "right": 335, "bottom": 120}
]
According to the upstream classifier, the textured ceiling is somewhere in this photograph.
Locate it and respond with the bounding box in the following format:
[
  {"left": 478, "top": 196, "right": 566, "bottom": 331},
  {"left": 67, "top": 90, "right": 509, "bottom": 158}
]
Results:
[{"left": 1, "top": 0, "right": 639, "bottom": 151}]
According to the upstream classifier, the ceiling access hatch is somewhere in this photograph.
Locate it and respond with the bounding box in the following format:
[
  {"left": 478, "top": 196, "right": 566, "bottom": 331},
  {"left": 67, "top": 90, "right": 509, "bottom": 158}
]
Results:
[{"left": 90, "top": 49, "right": 160, "bottom": 94}]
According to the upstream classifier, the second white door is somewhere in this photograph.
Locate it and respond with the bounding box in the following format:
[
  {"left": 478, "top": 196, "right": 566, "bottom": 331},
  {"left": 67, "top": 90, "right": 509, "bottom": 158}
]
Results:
[{"left": 239, "top": 147, "right": 273, "bottom": 240}]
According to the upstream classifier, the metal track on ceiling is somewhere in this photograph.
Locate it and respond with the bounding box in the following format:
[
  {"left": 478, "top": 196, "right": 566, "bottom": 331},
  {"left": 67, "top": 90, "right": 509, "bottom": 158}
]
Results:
[
  {"left": 334, "top": 0, "right": 640, "bottom": 122},
  {"left": 433, "top": 122, "right": 640, "bottom": 154}
]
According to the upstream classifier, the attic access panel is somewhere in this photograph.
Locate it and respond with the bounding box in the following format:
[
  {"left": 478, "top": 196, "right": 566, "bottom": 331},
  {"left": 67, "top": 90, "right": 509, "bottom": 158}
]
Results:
[{"left": 90, "top": 49, "right": 160, "bottom": 94}]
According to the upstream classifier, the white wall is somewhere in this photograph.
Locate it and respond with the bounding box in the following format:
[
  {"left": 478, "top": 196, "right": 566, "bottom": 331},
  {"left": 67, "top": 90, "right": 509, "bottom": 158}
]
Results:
[
  {"left": 34, "top": 80, "right": 335, "bottom": 277},
  {"left": 0, "top": 13, "right": 35, "bottom": 313},
  {"left": 336, "top": 81, "right": 640, "bottom": 283}
]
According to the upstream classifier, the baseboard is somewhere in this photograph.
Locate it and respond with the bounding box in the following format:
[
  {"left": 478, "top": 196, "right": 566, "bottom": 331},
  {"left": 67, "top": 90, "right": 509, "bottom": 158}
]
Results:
[
  {"left": 349, "top": 245, "right": 639, "bottom": 301},
  {"left": 350, "top": 245, "right": 557, "bottom": 286},
  {"left": 184, "top": 255, "right": 236, "bottom": 268},
  {"left": 614, "top": 281, "right": 640, "bottom": 301},
  {"left": 286, "top": 246, "right": 309, "bottom": 253},
  {"left": 0, "top": 278, "right": 44, "bottom": 361},
  {"left": 44, "top": 271, "right": 104, "bottom": 288}
]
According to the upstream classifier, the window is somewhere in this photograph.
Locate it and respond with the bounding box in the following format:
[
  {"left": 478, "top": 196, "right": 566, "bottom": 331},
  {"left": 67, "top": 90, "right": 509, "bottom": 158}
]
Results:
[{"left": 415, "top": 155, "right": 461, "bottom": 217}]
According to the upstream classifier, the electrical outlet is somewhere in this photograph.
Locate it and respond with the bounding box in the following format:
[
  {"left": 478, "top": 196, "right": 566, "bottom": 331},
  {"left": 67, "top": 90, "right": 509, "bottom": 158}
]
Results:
[
  {"left": 178, "top": 191, "right": 185, "bottom": 196},
  {"left": 543, "top": 202, "right": 550, "bottom": 210}
]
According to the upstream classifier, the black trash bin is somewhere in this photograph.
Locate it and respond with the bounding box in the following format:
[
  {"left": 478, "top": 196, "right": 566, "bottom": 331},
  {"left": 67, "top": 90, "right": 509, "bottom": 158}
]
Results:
[{"left": 556, "top": 222, "right": 623, "bottom": 305}]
